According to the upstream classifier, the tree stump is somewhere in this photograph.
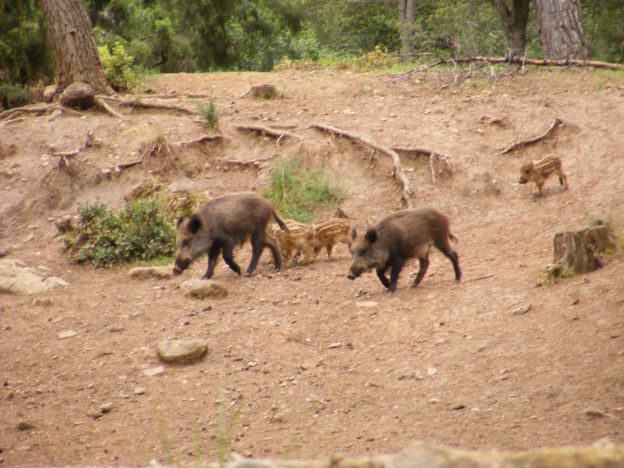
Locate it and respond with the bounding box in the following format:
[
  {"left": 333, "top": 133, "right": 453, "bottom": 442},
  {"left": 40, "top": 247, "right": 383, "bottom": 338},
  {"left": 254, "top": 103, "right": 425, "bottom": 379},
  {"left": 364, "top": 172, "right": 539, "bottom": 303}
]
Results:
[{"left": 548, "top": 222, "right": 616, "bottom": 279}]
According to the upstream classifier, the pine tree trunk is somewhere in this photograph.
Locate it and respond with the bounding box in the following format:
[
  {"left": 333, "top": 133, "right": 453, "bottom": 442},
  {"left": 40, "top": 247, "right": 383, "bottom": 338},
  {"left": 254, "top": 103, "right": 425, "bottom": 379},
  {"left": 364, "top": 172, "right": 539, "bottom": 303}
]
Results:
[
  {"left": 398, "top": 0, "right": 415, "bottom": 63},
  {"left": 490, "top": 0, "right": 531, "bottom": 58},
  {"left": 40, "top": 0, "right": 111, "bottom": 94},
  {"left": 532, "top": 0, "right": 588, "bottom": 60}
]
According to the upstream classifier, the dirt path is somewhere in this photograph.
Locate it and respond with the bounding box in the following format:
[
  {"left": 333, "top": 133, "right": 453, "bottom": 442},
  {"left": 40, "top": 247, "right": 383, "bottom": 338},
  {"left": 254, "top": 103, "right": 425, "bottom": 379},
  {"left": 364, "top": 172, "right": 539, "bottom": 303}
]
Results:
[{"left": 1, "top": 68, "right": 623, "bottom": 465}]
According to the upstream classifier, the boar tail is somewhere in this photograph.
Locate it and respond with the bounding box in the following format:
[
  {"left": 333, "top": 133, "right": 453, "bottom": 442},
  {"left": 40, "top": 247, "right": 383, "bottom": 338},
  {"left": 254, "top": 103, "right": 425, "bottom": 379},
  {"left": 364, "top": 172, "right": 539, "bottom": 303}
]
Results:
[{"left": 273, "top": 210, "right": 290, "bottom": 233}]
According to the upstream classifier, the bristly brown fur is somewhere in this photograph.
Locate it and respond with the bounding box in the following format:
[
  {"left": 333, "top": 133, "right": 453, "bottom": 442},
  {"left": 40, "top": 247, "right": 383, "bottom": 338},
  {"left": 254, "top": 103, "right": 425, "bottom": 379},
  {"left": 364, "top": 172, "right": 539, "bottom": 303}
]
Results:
[
  {"left": 269, "top": 219, "right": 315, "bottom": 265},
  {"left": 313, "top": 218, "right": 352, "bottom": 259},
  {"left": 519, "top": 154, "right": 568, "bottom": 196}
]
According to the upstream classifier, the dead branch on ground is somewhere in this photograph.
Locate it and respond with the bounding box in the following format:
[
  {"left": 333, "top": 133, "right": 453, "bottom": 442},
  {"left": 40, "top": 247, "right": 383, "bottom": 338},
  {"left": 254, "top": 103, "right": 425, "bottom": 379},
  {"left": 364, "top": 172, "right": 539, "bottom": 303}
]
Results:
[
  {"left": 235, "top": 124, "right": 300, "bottom": 143},
  {"left": 501, "top": 118, "right": 563, "bottom": 154},
  {"left": 142, "top": 93, "right": 215, "bottom": 100},
  {"left": 101, "top": 96, "right": 196, "bottom": 115},
  {"left": 310, "top": 123, "right": 415, "bottom": 207},
  {"left": 396, "top": 56, "right": 624, "bottom": 78},
  {"left": 49, "top": 131, "right": 102, "bottom": 172},
  {"left": 392, "top": 146, "right": 453, "bottom": 183}
]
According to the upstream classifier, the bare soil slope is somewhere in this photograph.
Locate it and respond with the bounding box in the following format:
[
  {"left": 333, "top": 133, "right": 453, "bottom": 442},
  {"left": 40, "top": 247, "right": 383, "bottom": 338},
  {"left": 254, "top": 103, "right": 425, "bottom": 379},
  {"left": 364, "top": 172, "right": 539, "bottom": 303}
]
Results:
[{"left": 1, "top": 68, "right": 623, "bottom": 465}]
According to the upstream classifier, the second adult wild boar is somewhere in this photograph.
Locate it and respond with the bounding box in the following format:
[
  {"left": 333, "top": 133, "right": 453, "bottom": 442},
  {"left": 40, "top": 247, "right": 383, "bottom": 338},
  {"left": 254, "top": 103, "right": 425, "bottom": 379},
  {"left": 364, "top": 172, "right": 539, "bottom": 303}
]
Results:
[
  {"left": 347, "top": 208, "right": 461, "bottom": 292},
  {"left": 173, "top": 192, "right": 289, "bottom": 279}
]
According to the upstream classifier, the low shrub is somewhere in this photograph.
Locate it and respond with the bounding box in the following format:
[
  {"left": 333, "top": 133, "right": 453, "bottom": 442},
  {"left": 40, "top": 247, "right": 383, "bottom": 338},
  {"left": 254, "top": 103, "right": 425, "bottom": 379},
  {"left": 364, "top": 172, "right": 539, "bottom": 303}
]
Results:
[{"left": 64, "top": 198, "right": 175, "bottom": 267}]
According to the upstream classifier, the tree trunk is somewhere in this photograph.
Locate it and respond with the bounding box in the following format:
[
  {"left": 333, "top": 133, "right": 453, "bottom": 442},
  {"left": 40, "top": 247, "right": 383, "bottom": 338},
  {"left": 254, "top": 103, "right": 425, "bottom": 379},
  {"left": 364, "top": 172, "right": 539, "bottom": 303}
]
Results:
[
  {"left": 548, "top": 223, "right": 615, "bottom": 280},
  {"left": 490, "top": 0, "right": 531, "bottom": 58},
  {"left": 40, "top": 0, "right": 111, "bottom": 94},
  {"left": 532, "top": 0, "right": 588, "bottom": 60},
  {"left": 398, "top": 0, "right": 415, "bottom": 63}
]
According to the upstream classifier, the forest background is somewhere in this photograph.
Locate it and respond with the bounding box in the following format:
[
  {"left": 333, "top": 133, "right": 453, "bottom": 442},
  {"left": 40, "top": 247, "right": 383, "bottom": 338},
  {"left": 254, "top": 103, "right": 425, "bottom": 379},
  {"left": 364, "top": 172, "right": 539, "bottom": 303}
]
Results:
[{"left": 2, "top": 0, "right": 624, "bottom": 95}]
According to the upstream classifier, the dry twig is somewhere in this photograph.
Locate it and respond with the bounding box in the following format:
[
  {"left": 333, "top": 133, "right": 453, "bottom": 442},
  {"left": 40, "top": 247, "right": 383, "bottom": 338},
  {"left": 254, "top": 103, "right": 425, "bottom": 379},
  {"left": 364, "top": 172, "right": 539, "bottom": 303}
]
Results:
[
  {"left": 235, "top": 124, "right": 299, "bottom": 142},
  {"left": 501, "top": 118, "right": 563, "bottom": 154},
  {"left": 310, "top": 123, "right": 415, "bottom": 207}
]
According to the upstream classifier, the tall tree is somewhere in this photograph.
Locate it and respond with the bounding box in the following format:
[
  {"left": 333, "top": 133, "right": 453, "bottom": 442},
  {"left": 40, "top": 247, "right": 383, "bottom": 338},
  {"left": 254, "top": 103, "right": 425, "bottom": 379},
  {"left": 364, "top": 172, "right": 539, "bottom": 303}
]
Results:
[
  {"left": 397, "top": 0, "right": 415, "bottom": 62},
  {"left": 490, "top": 0, "right": 531, "bottom": 57},
  {"left": 39, "top": 0, "right": 110, "bottom": 93},
  {"left": 533, "top": 0, "right": 588, "bottom": 59}
]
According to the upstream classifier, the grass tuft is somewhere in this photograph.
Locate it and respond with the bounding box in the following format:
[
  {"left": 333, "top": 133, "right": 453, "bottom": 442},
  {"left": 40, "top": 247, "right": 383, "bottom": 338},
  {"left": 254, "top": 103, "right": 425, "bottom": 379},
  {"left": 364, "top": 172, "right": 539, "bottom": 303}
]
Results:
[
  {"left": 261, "top": 156, "right": 344, "bottom": 223},
  {"left": 198, "top": 98, "right": 219, "bottom": 130}
]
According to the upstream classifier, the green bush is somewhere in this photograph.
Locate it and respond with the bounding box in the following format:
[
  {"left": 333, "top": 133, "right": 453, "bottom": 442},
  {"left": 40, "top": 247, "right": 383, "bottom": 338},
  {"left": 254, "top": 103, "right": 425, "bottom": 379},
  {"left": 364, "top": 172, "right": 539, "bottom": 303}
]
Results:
[
  {"left": 261, "top": 156, "right": 344, "bottom": 223},
  {"left": 0, "top": 83, "right": 28, "bottom": 110},
  {"left": 64, "top": 198, "right": 175, "bottom": 268},
  {"left": 98, "top": 42, "right": 137, "bottom": 91}
]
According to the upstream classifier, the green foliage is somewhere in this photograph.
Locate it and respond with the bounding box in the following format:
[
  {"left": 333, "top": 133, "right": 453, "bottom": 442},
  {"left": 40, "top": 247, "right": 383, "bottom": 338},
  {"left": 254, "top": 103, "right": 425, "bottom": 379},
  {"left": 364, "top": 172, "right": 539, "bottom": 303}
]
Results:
[
  {"left": 197, "top": 98, "right": 219, "bottom": 130},
  {"left": 261, "top": 156, "right": 344, "bottom": 223},
  {"left": 64, "top": 198, "right": 175, "bottom": 268},
  {"left": 98, "top": 42, "right": 137, "bottom": 91},
  {"left": 0, "top": 82, "right": 27, "bottom": 109},
  {"left": 0, "top": 0, "right": 50, "bottom": 85}
]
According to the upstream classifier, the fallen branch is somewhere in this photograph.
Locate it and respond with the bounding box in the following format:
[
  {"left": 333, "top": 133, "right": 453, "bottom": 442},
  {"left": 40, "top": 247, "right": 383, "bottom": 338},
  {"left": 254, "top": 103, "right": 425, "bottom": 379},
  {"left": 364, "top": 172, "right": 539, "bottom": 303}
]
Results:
[
  {"left": 501, "top": 118, "right": 563, "bottom": 154},
  {"left": 398, "top": 56, "right": 624, "bottom": 75},
  {"left": 141, "top": 93, "right": 214, "bottom": 99},
  {"left": 310, "top": 123, "right": 414, "bottom": 207},
  {"left": 0, "top": 103, "right": 55, "bottom": 121},
  {"left": 235, "top": 124, "right": 299, "bottom": 142},
  {"left": 101, "top": 96, "right": 196, "bottom": 115}
]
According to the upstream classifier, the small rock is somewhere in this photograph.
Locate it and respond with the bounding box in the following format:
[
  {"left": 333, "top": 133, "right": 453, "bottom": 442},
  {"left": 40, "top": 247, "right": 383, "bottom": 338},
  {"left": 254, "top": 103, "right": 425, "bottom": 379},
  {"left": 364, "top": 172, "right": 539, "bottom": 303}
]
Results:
[
  {"left": 426, "top": 366, "right": 438, "bottom": 376},
  {"left": 180, "top": 279, "right": 228, "bottom": 299},
  {"left": 134, "top": 387, "right": 146, "bottom": 395},
  {"left": 452, "top": 404, "right": 466, "bottom": 411},
  {"left": 328, "top": 342, "right": 342, "bottom": 349},
  {"left": 157, "top": 339, "right": 208, "bottom": 364},
  {"left": 511, "top": 304, "right": 532, "bottom": 315},
  {"left": 585, "top": 408, "right": 615, "bottom": 419},
  {"left": 87, "top": 408, "right": 103, "bottom": 419},
  {"left": 128, "top": 266, "right": 173, "bottom": 280},
  {"left": 356, "top": 301, "right": 378, "bottom": 308},
  {"left": 16, "top": 421, "right": 35, "bottom": 431},
  {"left": 58, "top": 330, "right": 77, "bottom": 339},
  {"left": 100, "top": 402, "right": 113, "bottom": 413},
  {"left": 144, "top": 366, "right": 165, "bottom": 377},
  {"left": 109, "top": 325, "right": 124, "bottom": 333}
]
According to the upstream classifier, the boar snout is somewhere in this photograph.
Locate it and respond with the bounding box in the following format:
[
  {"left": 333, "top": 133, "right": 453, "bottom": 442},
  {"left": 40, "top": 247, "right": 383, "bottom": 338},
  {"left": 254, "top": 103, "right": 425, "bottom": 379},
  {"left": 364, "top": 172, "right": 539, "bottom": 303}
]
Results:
[
  {"left": 347, "top": 265, "right": 365, "bottom": 280},
  {"left": 518, "top": 177, "right": 528, "bottom": 184},
  {"left": 173, "top": 257, "right": 191, "bottom": 275}
]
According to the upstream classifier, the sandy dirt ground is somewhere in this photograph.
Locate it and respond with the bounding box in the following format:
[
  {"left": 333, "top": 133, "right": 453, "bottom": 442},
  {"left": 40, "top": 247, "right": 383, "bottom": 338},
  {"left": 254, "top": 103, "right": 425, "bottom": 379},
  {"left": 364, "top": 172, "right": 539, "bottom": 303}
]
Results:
[{"left": 1, "top": 67, "right": 623, "bottom": 465}]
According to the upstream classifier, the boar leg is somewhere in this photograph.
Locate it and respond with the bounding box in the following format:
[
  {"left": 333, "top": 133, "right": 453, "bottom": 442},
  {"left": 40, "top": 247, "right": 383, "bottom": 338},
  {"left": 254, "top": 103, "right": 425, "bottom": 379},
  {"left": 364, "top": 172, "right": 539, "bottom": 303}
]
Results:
[
  {"left": 387, "top": 257, "right": 406, "bottom": 292},
  {"left": 204, "top": 243, "right": 222, "bottom": 279},
  {"left": 221, "top": 239, "right": 242, "bottom": 276},
  {"left": 434, "top": 239, "right": 462, "bottom": 283},
  {"left": 410, "top": 257, "right": 429, "bottom": 288},
  {"left": 375, "top": 267, "right": 391, "bottom": 289},
  {"left": 262, "top": 231, "right": 282, "bottom": 272}
]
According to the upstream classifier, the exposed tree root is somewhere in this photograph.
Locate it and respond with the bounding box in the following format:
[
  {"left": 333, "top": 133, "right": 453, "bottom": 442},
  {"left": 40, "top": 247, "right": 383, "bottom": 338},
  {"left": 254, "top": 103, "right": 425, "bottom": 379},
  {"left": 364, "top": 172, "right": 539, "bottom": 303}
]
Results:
[
  {"left": 310, "top": 123, "right": 415, "bottom": 207},
  {"left": 215, "top": 156, "right": 275, "bottom": 169},
  {"left": 501, "top": 118, "right": 563, "bottom": 154},
  {"left": 392, "top": 146, "right": 453, "bottom": 183},
  {"left": 94, "top": 96, "right": 125, "bottom": 119},
  {"left": 175, "top": 135, "right": 225, "bottom": 148},
  {"left": 49, "top": 131, "right": 101, "bottom": 172},
  {"left": 235, "top": 124, "right": 300, "bottom": 143}
]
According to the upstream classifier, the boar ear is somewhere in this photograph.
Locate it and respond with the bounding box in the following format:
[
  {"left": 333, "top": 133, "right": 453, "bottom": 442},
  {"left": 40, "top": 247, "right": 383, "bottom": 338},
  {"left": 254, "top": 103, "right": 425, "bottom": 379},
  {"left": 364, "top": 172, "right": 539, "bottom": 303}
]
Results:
[
  {"left": 176, "top": 216, "right": 185, "bottom": 227},
  {"left": 187, "top": 214, "right": 202, "bottom": 234},
  {"left": 364, "top": 228, "right": 377, "bottom": 244},
  {"left": 350, "top": 227, "right": 357, "bottom": 240}
]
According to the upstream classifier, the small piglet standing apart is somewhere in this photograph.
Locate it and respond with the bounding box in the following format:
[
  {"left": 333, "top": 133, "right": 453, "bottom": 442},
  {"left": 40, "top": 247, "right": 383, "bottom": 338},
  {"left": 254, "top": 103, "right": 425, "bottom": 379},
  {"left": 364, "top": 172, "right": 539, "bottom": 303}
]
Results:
[
  {"left": 347, "top": 207, "right": 461, "bottom": 292},
  {"left": 173, "top": 192, "right": 288, "bottom": 279}
]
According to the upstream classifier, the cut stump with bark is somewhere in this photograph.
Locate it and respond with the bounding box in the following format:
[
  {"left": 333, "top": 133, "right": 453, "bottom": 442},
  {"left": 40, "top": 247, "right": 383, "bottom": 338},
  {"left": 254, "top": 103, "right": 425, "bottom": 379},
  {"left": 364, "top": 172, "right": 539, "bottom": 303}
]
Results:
[{"left": 547, "top": 223, "right": 616, "bottom": 279}]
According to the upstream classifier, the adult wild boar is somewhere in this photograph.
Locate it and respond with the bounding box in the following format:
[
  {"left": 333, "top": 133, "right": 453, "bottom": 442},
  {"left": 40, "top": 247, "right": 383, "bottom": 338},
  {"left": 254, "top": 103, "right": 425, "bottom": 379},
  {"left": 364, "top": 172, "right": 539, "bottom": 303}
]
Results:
[
  {"left": 173, "top": 192, "right": 289, "bottom": 279},
  {"left": 347, "top": 208, "right": 461, "bottom": 292}
]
